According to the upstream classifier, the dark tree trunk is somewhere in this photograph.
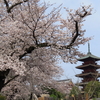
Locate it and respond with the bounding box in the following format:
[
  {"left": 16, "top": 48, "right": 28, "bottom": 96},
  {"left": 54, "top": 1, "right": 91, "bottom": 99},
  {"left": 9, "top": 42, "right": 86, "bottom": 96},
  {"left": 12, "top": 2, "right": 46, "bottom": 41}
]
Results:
[
  {"left": 0, "top": 69, "right": 10, "bottom": 91},
  {"left": 29, "top": 92, "right": 33, "bottom": 100}
]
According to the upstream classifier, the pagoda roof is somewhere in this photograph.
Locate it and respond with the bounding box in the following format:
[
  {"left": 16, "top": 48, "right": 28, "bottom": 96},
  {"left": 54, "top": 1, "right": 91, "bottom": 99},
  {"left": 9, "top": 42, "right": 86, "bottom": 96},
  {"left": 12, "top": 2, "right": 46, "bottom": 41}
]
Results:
[
  {"left": 75, "top": 72, "right": 100, "bottom": 77},
  {"left": 78, "top": 43, "right": 100, "bottom": 61},
  {"left": 76, "top": 64, "right": 100, "bottom": 69},
  {"left": 78, "top": 52, "right": 100, "bottom": 61}
]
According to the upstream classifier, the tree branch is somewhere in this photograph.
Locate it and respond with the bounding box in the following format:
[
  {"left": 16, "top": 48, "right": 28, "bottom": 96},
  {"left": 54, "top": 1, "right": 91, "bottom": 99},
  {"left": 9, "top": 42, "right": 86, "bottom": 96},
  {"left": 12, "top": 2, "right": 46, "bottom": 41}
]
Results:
[
  {"left": 4, "top": 75, "right": 19, "bottom": 87},
  {"left": 18, "top": 6, "right": 91, "bottom": 59},
  {"left": 4, "top": 0, "right": 29, "bottom": 13},
  {"left": 67, "top": 21, "right": 79, "bottom": 49},
  {"left": 4, "top": 0, "right": 9, "bottom": 10},
  {"left": 18, "top": 42, "right": 72, "bottom": 59},
  {"left": 66, "top": 6, "right": 91, "bottom": 49}
]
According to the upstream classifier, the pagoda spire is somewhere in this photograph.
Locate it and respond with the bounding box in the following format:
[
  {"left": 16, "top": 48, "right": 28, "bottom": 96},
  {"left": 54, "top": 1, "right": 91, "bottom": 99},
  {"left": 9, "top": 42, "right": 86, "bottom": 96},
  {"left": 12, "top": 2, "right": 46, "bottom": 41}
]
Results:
[{"left": 87, "top": 42, "right": 91, "bottom": 54}]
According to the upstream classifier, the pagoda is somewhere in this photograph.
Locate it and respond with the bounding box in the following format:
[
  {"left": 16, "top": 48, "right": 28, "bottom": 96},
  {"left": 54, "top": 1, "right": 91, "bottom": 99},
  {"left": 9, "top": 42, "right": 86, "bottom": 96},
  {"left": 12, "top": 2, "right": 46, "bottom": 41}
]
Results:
[{"left": 76, "top": 43, "right": 100, "bottom": 89}]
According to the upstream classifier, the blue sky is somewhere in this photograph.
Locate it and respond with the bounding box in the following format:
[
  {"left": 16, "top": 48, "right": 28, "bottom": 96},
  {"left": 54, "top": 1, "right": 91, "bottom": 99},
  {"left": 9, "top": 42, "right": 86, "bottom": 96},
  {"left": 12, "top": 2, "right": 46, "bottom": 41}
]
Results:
[{"left": 42, "top": 0, "right": 100, "bottom": 83}]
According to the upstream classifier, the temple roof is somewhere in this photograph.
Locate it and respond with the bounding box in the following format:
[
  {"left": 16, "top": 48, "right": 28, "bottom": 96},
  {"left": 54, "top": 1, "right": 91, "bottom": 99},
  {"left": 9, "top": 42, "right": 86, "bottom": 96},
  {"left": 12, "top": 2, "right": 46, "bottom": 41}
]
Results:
[
  {"left": 76, "top": 72, "right": 100, "bottom": 77},
  {"left": 78, "top": 43, "right": 100, "bottom": 61},
  {"left": 78, "top": 52, "right": 100, "bottom": 61},
  {"left": 76, "top": 64, "right": 100, "bottom": 69}
]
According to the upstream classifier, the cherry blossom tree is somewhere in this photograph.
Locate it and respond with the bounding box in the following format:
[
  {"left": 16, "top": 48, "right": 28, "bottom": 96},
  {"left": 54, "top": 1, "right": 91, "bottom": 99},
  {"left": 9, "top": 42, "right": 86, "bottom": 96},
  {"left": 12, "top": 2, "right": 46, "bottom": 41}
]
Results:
[
  {"left": 2, "top": 50, "right": 63, "bottom": 100},
  {"left": 0, "top": 0, "right": 92, "bottom": 99}
]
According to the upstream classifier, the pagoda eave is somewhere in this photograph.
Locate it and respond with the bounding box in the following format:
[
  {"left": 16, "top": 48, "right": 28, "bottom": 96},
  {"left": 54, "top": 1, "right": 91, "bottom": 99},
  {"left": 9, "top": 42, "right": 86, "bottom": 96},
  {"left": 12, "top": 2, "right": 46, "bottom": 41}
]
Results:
[
  {"left": 77, "top": 53, "right": 100, "bottom": 61},
  {"left": 76, "top": 64, "right": 100, "bottom": 69},
  {"left": 78, "top": 58, "right": 100, "bottom": 62},
  {"left": 76, "top": 73, "right": 100, "bottom": 77}
]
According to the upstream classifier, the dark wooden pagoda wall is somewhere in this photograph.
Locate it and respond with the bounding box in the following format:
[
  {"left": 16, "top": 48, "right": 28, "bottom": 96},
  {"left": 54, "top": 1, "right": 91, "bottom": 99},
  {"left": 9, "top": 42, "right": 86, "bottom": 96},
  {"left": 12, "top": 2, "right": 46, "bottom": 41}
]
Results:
[
  {"left": 82, "top": 67, "right": 97, "bottom": 74},
  {"left": 81, "top": 76, "right": 99, "bottom": 83},
  {"left": 82, "top": 60, "right": 96, "bottom": 65}
]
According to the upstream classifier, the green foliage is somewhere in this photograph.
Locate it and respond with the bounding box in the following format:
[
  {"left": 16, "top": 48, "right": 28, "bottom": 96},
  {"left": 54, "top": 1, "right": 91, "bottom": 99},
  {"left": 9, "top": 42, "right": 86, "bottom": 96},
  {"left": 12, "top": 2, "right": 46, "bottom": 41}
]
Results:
[
  {"left": 69, "top": 86, "right": 80, "bottom": 97},
  {"left": 0, "top": 94, "right": 6, "bottom": 100},
  {"left": 92, "top": 98, "right": 96, "bottom": 100},
  {"left": 43, "top": 87, "right": 65, "bottom": 100},
  {"left": 84, "top": 81, "right": 100, "bottom": 98}
]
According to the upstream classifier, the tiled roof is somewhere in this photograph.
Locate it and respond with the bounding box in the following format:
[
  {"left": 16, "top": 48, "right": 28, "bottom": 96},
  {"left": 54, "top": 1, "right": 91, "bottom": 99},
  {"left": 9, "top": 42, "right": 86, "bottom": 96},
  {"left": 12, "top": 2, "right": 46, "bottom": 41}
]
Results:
[
  {"left": 76, "top": 72, "right": 100, "bottom": 77},
  {"left": 78, "top": 52, "right": 100, "bottom": 61},
  {"left": 76, "top": 64, "right": 100, "bottom": 69}
]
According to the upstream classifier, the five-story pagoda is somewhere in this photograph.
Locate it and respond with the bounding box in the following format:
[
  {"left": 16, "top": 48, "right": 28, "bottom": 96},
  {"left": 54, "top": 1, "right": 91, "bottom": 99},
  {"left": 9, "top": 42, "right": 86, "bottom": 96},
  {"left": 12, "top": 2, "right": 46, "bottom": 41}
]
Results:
[{"left": 76, "top": 43, "right": 100, "bottom": 89}]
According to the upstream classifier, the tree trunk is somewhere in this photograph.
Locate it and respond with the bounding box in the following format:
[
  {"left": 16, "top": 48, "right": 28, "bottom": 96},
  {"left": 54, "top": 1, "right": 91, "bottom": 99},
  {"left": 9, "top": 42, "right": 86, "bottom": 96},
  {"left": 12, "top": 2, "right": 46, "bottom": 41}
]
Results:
[
  {"left": 29, "top": 92, "right": 33, "bottom": 100},
  {"left": 0, "top": 69, "right": 10, "bottom": 91}
]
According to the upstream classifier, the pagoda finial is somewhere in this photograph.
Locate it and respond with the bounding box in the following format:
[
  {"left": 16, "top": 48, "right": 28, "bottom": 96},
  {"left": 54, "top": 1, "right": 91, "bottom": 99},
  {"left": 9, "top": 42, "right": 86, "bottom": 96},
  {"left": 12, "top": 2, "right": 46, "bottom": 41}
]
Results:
[{"left": 88, "top": 42, "right": 91, "bottom": 54}]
